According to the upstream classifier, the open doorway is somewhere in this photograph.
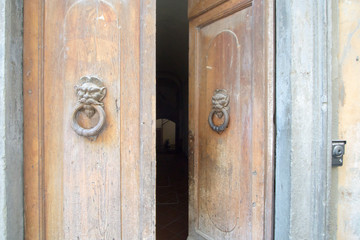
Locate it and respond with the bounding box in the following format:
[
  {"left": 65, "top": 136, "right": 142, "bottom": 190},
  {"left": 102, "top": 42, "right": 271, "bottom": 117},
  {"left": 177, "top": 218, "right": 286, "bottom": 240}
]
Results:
[{"left": 156, "top": 0, "right": 189, "bottom": 239}]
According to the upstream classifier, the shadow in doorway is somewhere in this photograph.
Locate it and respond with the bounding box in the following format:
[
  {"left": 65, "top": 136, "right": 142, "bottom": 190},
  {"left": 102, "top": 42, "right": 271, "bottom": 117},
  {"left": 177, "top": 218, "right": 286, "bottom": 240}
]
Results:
[
  {"left": 156, "top": 0, "right": 188, "bottom": 238},
  {"left": 156, "top": 153, "right": 188, "bottom": 239}
]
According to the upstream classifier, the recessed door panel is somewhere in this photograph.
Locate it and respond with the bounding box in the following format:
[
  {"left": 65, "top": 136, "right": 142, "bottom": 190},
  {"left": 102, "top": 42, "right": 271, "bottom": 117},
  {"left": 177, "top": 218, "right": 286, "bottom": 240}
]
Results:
[
  {"left": 188, "top": 0, "right": 274, "bottom": 239},
  {"left": 61, "top": 2, "right": 121, "bottom": 238}
]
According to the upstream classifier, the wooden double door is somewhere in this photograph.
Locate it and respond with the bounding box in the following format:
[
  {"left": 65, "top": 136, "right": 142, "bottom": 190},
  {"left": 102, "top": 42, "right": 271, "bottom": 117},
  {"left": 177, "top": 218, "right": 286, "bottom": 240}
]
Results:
[{"left": 24, "top": 0, "right": 274, "bottom": 239}]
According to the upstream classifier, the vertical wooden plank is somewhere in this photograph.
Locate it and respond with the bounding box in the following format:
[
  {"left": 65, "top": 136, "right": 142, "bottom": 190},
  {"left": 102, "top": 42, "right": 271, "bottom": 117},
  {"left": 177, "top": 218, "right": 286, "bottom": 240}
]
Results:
[
  {"left": 43, "top": 1, "right": 65, "bottom": 238},
  {"left": 188, "top": 16, "right": 199, "bottom": 240},
  {"left": 120, "top": 0, "right": 141, "bottom": 238},
  {"left": 23, "top": 0, "right": 43, "bottom": 238},
  {"left": 139, "top": 0, "right": 156, "bottom": 238},
  {"left": 251, "top": 0, "right": 265, "bottom": 238},
  {"left": 250, "top": 1, "right": 274, "bottom": 239},
  {"left": 264, "top": 0, "right": 275, "bottom": 238}
]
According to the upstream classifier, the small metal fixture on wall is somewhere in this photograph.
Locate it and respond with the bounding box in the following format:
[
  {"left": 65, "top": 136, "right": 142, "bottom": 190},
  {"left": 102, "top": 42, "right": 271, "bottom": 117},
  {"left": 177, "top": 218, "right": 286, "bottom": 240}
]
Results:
[{"left": 332, "top": 140, "right": 346, "bottom": 167}]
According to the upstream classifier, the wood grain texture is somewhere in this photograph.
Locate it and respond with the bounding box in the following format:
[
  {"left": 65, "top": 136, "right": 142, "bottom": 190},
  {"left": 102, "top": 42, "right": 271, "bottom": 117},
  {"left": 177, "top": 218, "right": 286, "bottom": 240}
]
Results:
[
  {"left": 188, "top": 0, "right": 274, "bottom": 239},
  {"left": 264, "top": 1, "right": 275, "bottom": 238},
  {"left": 24, "top": 0, "right": 156, "bottom": 239},
  {"left": 188, "top": 0, "right": 229, "bottom": 19},
  {"left": 23, "top": 0, "right": 44, "bottom": 238}
]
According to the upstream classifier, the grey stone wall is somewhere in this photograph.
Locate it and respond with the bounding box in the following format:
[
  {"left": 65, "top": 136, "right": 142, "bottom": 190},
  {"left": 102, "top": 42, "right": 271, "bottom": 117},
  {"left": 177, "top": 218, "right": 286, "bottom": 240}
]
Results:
[
  {"left": 275, "top": 0, "right": 333, "bottom": 239},
  {"left": 0, "top": 0, "right": 23, "bottom": 239}
]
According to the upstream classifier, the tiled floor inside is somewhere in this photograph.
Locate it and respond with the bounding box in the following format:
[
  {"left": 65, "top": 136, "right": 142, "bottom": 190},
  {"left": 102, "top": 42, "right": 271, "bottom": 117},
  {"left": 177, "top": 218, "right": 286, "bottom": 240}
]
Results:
[{"left": 156, "top": 153, "right": 188, "bottom": 240}]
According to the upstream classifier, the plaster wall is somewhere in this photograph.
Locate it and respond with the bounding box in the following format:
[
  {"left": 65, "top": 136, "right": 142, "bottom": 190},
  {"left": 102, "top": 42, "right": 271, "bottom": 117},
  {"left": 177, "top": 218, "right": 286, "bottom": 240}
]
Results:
[
  {"left": 331, "top": 1, "right": 360, "bottom": 239},
  {"left": 0, "top": 0, "right": 23, "bottom": 239}
]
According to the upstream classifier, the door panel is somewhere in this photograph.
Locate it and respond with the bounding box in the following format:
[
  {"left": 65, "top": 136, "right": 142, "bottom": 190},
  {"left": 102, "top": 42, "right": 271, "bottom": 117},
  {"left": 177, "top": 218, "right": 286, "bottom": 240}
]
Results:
[
  {"left": 23, "top": 0, "right": 155, "bottom": 239},
  {"left": 188, "top": 0, "right": 274, "bottom": 239},
  {"left": 198, "top": 9, "right": 251, "bottom": 238}
]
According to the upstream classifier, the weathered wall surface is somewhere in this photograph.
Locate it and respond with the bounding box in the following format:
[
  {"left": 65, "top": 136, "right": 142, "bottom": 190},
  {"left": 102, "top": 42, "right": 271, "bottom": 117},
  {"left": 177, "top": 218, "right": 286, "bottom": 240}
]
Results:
[
  {"left": 331, "top": 1, "right": 360, "bottom": 239},
  {"left": 275, "top": 0, "right": 333, "bottom": 239},
  {"left": 0, "top": 0, "right": 23, "bottom": 239}
]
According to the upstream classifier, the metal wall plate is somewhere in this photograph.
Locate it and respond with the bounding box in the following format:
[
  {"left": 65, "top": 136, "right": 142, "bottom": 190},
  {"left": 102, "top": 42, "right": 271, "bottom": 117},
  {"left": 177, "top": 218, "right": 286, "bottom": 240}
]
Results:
[{"left": 332, "top": 140, "right": 346, "bottom": 167}]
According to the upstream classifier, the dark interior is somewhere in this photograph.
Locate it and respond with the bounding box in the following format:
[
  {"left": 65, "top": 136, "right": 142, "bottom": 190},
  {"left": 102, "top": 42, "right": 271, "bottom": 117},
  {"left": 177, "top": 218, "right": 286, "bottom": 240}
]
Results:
[{"left": 156, "top": 0, "right": 189, "bottom": 239}]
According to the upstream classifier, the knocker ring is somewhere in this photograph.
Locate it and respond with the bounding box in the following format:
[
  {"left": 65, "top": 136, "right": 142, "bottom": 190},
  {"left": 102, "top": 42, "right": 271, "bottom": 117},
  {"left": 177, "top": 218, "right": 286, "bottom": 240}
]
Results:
[
  {"left": 72, "top": 104, "right": 106, "bottom": 138},
  {"left": 208, "top": 108, "right": 229, "bottom": 133}
]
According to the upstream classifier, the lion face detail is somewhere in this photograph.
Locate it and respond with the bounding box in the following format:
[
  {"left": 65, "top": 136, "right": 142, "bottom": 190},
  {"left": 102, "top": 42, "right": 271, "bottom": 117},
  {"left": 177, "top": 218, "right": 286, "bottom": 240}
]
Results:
[
  {"left": 211, "top": 89, "right": 230, "bottom": 118},
  {"left": 75, "top": 76, "right": 107, "bottom": 118},
  {"left": 76, "top": 82, "right": 106, "bottom": 105}
]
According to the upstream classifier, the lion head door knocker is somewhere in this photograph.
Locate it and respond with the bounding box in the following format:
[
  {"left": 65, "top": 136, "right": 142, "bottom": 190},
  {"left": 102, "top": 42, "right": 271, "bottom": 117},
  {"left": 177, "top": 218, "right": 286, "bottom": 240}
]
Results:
[
  {"left": 208, "top": 89, "right": 230, "bottom": 133},
  {"left": 71, "top": 76, "right": 107, "bottom": 140}
]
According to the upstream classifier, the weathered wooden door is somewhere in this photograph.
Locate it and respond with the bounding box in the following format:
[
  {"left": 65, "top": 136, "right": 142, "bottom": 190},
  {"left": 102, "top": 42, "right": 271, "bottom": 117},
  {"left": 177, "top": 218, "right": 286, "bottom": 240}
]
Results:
[
  {"left": 188, "top": 0, "right": 274, "bottom": 239},
  {"left": 23, "top": 0, "right": 155, "bottom": 239}
]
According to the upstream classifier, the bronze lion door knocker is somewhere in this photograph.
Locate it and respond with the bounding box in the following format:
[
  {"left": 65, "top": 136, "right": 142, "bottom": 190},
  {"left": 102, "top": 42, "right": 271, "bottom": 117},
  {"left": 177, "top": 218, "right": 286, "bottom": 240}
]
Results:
[
  {"left": 208, "top": 89, "right": 230, "bottom": 133},
  {"left": 71, "top": 76, "right": 107, "bottom": 140}
]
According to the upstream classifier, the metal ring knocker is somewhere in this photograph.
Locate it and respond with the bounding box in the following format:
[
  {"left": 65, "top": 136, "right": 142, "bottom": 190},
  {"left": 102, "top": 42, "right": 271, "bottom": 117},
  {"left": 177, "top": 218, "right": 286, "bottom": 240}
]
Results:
[
  {"left": 208, "top": 89, "right": 230, "bottom": 133},
  {"left": 208, "top": 108, "right": 229, "bottom": 133},
  {"left": 71, "top": 76, "right": 107, "bottom": 140},
  {"left": 72, "top": 104, "right": 106, "bottom": 138}
]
